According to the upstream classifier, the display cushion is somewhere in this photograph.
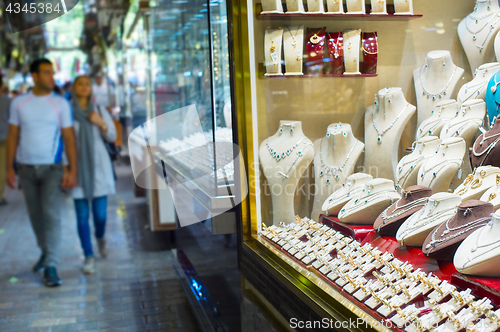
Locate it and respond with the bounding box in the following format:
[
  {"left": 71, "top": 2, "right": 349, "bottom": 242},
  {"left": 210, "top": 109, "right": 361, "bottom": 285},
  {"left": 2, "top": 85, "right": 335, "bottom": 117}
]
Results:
[
  {"left": 305, "top": 27, "right": 326, "bottom": 75},
  {"left": 373, "top": 185, "right": 432, "bottom": 236},
  {"left": 362, "top": 32, "right": 378, "bottom": 75},
  {"left": 422, "top": 200, "right": 493, "bottom": 262},
  {"left": 325, "top": 31, "right": 343, "bottom": 75},
  {"left": 471, "top": 115, "right": 500, "bottom": 169}
]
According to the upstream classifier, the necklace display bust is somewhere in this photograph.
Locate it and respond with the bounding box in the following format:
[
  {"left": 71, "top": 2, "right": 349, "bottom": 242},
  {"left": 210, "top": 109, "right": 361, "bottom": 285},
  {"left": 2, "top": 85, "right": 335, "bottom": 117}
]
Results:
[
  {"left": 416, "top": 100, "right": 458, "bottom": 140},
  {"left": 413, "top": 51, "right": 464, "bottom": 128},
  {"left": 374, "top": 185, "right": 432, "bottom": 236},
  {"left": 441, "top": 99, "right": 486, "bottom": 183},
  {"left": 423, "top": 200, "right": 493, "bottom": 262},
  {"left": 457, "top": 63, "right": 500, "bottom": 105},
  {"left": 364, "top": 87, "right": 416, "bottom": 181},
  {"left": 259, "top": 121, "right": 314, "bottom": 225},
  {"left": 338, "top": 178, "right": 401, "bottom": 225},
  {"left": 311, "top": 123, "right": 364, "bottom": 220},
  {"left": 455, "top": 210, "right": 500, "bottom": 276},
  {"left": 396, "top": 192, "right": 462, "bottom": 247},
  {"left": 321, "top": 173, "right": 373, "bottom": 216},
  {"left": 395, "top": 136, "right": 440, "bottom": 191},
  {"left": 472, "top": 115, "right": 500, "bottom": 168},
  {"left": 458, "top": 0, "right": 500, "bottom": 72},
  {"left": 417, "top": 137, "right": 466, "bottom": 193}
]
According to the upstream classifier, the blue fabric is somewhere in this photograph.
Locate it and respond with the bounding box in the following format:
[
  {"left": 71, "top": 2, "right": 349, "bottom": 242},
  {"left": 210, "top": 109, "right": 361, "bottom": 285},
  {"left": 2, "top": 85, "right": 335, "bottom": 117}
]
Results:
[
  {"left": 74, "top": 196, "right": 107, "bottom": 257},
  {"left": 486, "top": 70, "right": 500, "bottom": 126}
]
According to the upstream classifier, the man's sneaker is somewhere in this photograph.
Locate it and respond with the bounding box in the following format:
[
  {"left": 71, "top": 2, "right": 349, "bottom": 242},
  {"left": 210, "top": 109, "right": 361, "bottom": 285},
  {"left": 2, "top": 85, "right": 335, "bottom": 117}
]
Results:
[
  {"left": 43, "top": 267, "right": 62, "bottom": 287},
  {"left": 82, "top": 257, "right": 95, "bottom": 274},
  {"left": 32, "top": 254, "right": 45, "bottom": 273},
  {"left": 97, "top": 238, "right": 107, "bottom": 258}
]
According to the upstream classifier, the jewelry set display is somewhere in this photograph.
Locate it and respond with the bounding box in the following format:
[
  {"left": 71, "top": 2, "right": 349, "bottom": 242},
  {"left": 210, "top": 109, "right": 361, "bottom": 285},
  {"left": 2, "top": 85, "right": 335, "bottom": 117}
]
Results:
[
  {"left": 260, "top": 0, "right": 414, "bottom": 15},
  {"left": 454, "top": 166, "right": 500, "bottom": 201},
  {"left": 260, "top": 216, "right": 500, "bottom": 331},
  {"left": 416, "top": 100, "right": 457, "bottom": 140},
  {"left": 457, "top": 63, "right": 500, "bottom": 105},
  {"left": 265, "top": 26, "right": 378, "bottom": 75}
]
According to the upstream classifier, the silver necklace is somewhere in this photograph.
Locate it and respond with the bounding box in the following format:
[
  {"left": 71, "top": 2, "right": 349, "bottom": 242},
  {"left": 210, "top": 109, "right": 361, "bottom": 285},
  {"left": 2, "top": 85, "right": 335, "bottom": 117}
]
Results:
[
  {"left": 380, "top": 197, "right": 428, "bottom": 224},
  {"left": 465, "top": 13, "right": 500, "bottom": 53},
  {"left": 418, "top": 118, "right": 449, "bottom": 137},
  {"left": 461, "top": 223, "right": 500, "bottom": 271},
  {"left": 464, "top": 12, "right": 500, "bottom": 40},
  {"left": 472, "top": 136, "right": 500, "bottom": 167},
  {"left": 399, "top": 206, "right": 458, "bottom": 240},
  {"left": 340, "top": 190, "right": 397, "bottom": 214},
  {"left": 372, "top": 104, "right": 410, "bottom": 144},
  {"left": 459, "top": 82, "right": 488, "bottom": 103},
  {"left": 419, "top": 65, "right": 458, "bottom": 101},
  {"left": 396, "top": 156, "right": 427, "bottom": 190},
  {"left": 278, "top": 142, "right": 314, "bottom": 180},
  {"left": 420, "top": 159, "right": 463, "bottom": 187},
  {"left": 447, "top": 119, "right": 483, "bottom": 137},
  {"left": 286, "top": 25, "right": 299, "bottom": 49},
  {"left": 319, "top": 140, "right": 358, "bottom": 185},
  {"left": 468, "top": 11, "right": 495, "bottom": 23},
  {"left": 479, "top": 131, "right": 500, "bottom": 146},
  {"left": 266, "top": 137, "right": 305, "bottom": 162}
]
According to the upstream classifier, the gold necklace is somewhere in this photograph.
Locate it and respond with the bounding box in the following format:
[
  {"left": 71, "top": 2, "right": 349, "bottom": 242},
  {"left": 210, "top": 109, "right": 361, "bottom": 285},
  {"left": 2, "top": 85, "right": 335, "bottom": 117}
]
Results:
[
  {"left": 310, "top": 29, "right": 322, "bottom": 45},
  {"left": 267, "top": 27, "right": 282, "bottom": 53}
]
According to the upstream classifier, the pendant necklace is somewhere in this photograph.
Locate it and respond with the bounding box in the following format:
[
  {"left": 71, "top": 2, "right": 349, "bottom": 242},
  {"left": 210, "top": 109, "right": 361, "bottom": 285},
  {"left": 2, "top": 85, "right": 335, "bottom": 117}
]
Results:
[
  {"left": 326, "top": 32, "right": 340, "bottom": 59},
  {"left": 419, "top": 64, "right": 458, "bottom": 101},
  {"left": 319, "top": 140, "right": 358, "bottom": 185},
  {"left": 286, "top": 25, "right": 299, "bottom": 49},
  {"left": 266, "top": 137, "right": 305, "bottom": 162},
  {"left": 278, "top": 142, "right": 314, "bottom": 180},
  {"left": 372, "top": 103, "right": 410, "bottom": 144},
  {"left": 310, "top": 29, "right": 322, "bottom": 45},
  {"left": 464, "top": 13, "right": 500, "bottom": 53},
  {"left": 267, "top": 28, "right": 282, "bottom": 64}
]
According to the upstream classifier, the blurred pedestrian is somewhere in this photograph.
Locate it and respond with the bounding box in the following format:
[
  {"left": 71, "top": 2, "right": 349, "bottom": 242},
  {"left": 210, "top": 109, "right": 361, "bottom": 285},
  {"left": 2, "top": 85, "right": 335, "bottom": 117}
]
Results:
[
  {"left": 71, "top": 75, "right": 116, "bottom": 274},
  {"left": 92, "top": 73, "right": 114, "bottom": 111},
  {"left": 6, "top": 59, "right": 78, "bottom": 287},
  {"left": 0, "top": 75, "right": 11, "bottom": 205}
]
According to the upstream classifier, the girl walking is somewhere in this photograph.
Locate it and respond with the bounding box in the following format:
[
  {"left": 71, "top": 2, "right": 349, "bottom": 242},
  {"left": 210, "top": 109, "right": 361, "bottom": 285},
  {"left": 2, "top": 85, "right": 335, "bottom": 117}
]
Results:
[{"left": 71, "top": 75, "right": 116, "bottom": 274}]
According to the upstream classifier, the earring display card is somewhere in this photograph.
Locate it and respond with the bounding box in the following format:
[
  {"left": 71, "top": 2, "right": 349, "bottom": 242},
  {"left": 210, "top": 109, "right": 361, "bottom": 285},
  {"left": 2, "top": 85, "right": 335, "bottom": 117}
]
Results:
[
  {"left": 346, "top": 0, "right": 366, "bottom": 14},
  {"left": 326, "top": 32, "right": 344, "bottom": 75},
  {"left": 370, "top": 0, "right": 387, "bottom": 14},
  {"left": 362, "top": 32, "right": 378, "bottom": 74},
  {"left": 264, "top": 27, "right": 284, "bottom": 76},
  {"left": 305, "top": 27, "right": 326, "bottom": 75},
  {"left": 286, "top": 0, "right": 305, "bottom": 13},
  {"left": 394, "top": 0, "right": 413, "bottom": 14},
  {"left": 307, "top": 0, "right": 325, "bottom": 13},
  {"left": 326, "top": 0, "right": 344, "bottom": 13},
  {"left": 261, "top": 0, "right": 284, "bottom": 13}
]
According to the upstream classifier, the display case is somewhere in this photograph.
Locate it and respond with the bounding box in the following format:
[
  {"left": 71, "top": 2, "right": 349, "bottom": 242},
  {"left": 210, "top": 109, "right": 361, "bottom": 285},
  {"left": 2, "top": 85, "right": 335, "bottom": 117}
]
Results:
[
  {"left": 137, "top": 0, "right": 242, "bottom": 330},
  {"left": 231, "top": 0, "right": 500, "bottom": 331}
]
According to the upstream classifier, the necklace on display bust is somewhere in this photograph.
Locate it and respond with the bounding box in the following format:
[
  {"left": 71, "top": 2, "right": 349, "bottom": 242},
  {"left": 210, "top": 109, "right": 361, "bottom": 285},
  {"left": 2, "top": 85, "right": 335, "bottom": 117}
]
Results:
[
  {"left": 372, "top": 103, "right": 410, "bottom": 144},
  {"left": 266, "top": 137, "right": 305, "bottom": 162},
  {"left": 425, "top": 216, "right": 490, "bottom": 250},
  {"left": 472, "top": 136, "right": 500, "bottom": 167},
  {"left": 419, "top": 64, "right": 458, "bottom": 101},
  {"left": 319, "top": 140, "right": 358, "bottom": 185},
  {"left": 465, "top": 11, "right": 500, "bottom": 53},
  {"left": 278, "top": 142, "right": 314, "bottom": 180},
  {"left": 460, "top": 222, "right": 500, "bottom": 271},
  {"left": 286, "top": 25, "right": 299, "bottom": 49}
]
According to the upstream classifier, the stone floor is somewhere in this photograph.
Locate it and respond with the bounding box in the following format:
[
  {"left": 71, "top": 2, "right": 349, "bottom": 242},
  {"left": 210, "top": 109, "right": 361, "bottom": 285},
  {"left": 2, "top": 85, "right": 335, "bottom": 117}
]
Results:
[{"left": 0, "top": 161, "right": 201, "bottom": 332}]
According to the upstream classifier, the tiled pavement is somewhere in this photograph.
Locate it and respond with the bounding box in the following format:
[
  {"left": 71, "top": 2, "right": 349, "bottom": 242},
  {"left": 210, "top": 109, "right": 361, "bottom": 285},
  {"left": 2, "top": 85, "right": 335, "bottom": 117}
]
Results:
[{"left": 0, "top": 162, "right": 201, "bottom": 332}]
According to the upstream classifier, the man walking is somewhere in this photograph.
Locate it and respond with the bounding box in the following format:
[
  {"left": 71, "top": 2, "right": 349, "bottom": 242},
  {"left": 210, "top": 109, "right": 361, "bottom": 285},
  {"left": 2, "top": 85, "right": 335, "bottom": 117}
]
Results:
[
  {"left": 6, "top": 59, "right": 77, "bottom": 287},
  {"left": 0, "top": 75, "right": 11, "bottom": 205}
]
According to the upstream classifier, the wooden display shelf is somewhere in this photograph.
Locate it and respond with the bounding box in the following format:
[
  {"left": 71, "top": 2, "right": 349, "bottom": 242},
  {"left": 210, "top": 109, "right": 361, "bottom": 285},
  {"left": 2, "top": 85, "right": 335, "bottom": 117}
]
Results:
[{"left": 257, "top": 4, "right": 422, "bottom": 20}]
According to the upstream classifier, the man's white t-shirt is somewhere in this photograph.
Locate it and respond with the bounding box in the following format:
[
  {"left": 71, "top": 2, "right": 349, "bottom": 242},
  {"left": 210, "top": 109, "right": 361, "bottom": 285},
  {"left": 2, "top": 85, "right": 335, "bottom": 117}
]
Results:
[
  {"left": 9, "top": 92, "right": 73, "bottom": 165},
  {"left": 93, "top": 82, "right": 113, "bottom": 108}
]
